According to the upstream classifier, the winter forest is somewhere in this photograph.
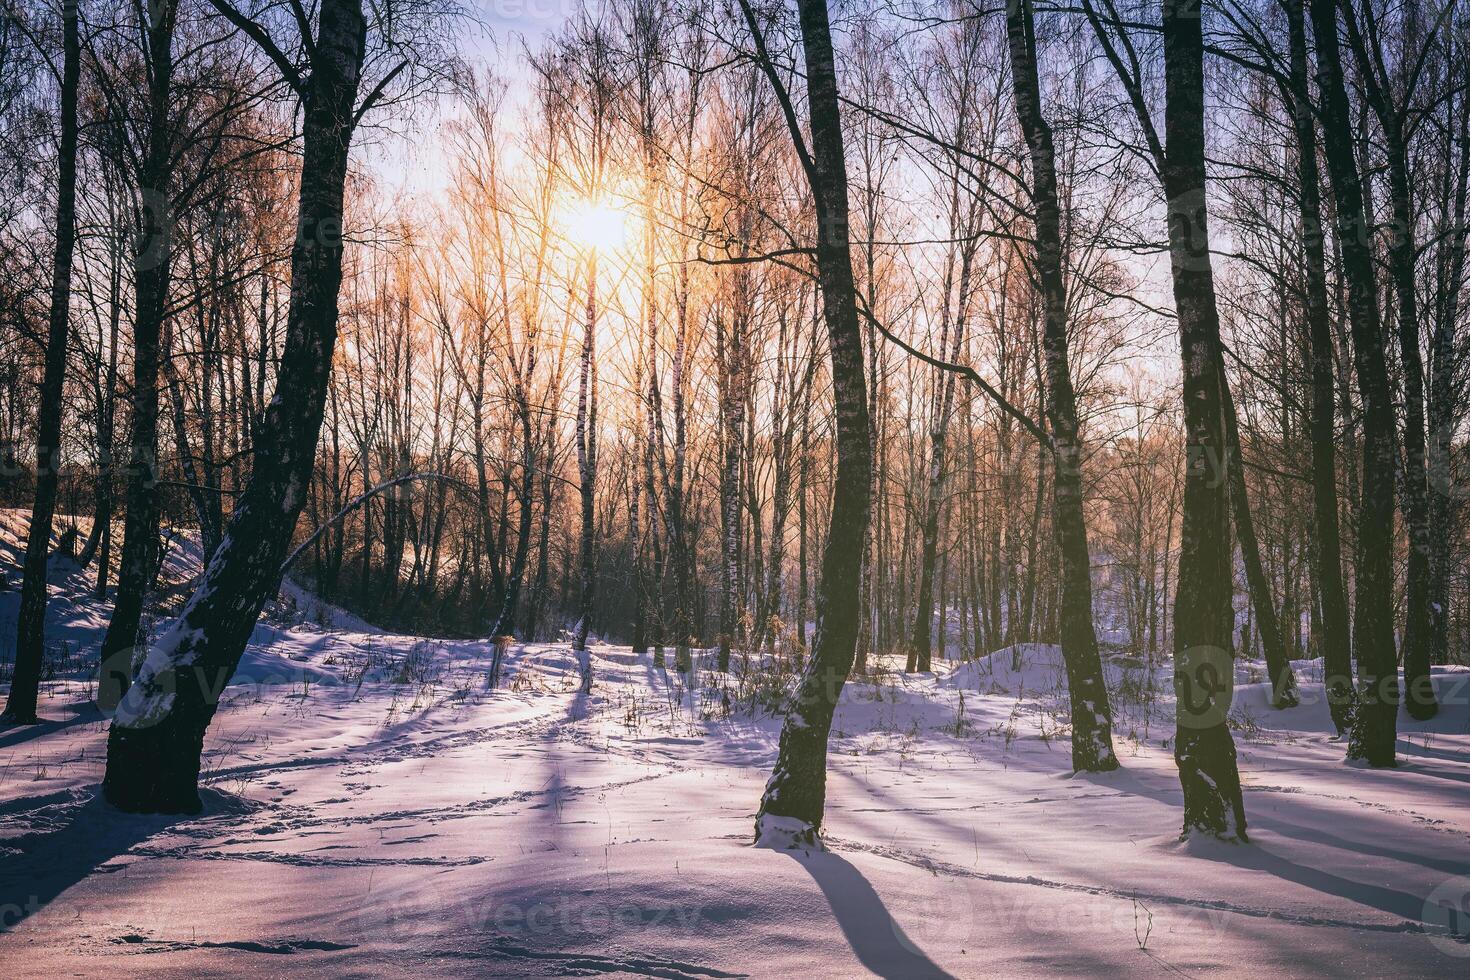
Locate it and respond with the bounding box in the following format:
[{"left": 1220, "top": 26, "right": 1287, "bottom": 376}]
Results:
[{"left": 1, "top": 0, "right": 1470, "bottom": 973}]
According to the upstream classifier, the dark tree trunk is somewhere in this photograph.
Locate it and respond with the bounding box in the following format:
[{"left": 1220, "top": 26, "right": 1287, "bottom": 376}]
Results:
[
  {"left": 1219, "top": 367, "right": 1299, "bottom": 707},
  {"left": 1309, "top": 0, "right": 1400, "bottom": 766},
  {"left": 77, "top": 265, "right": 121, "bottom": 578},
  {"left": 1287, "top": 0, "right": 1353, "bottom": 733},
  {"left": 490, "top": 390, "right": 535, "bottom": 639},
  {"left": 1340, "top": 4, "right": 1437, "bottom": 720},
  {"left": 4, "top": 0, "right": 80, "bottom": 724},
  {"left": 1427, "top": 56, "right": 1469, "bottom": 683},
  {"left": 525, "top": 420, "right": 557, "bottom": 642},
  {"left": 98, "top": 1, "right": 178, "bottom": 713},
  {"left": 1005, "top": 0, "right": 1119, "bottom": 771},
  {"left": 751, "top": 0, "right": 873, "bottom": 848},
  {"left": 1161, "top": 0, "right": 1247, "bottom": 839},
  {"left": 573, "top": 260, "right": 598, "bottom": 682},
  {"left": 102, "top": 0, "right": 369, "bottom": 813}
]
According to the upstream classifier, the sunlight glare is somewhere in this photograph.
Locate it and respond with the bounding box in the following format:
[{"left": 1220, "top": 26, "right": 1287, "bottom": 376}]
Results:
[{"left": 563, "top": 196, "right": 631, "bottom": 254}]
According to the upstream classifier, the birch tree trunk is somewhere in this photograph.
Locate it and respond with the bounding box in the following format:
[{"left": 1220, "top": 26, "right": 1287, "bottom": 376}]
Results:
[{"left": 573, "top": 256, "right": 599, "bottom": 681}]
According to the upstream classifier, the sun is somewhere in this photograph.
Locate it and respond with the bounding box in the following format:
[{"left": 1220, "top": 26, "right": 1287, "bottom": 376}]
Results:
[{"left": 562, "top": 196, "right": 631, "bottom": 254}]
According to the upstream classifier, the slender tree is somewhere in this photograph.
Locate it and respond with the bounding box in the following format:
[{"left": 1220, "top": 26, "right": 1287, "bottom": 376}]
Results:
[
  {"left": 745, "top": 0, "right": 873, "bottom": 847},
  {"left": 1004, "top": 0, "right": 1119, "bottom": 771},
  {"left": 96, "top": 0, "right": 180, "bottom": 711},
  {"left": 4, "top": 0, "right": 80, "bottom": 725},
  {"left": 1309, "top": 0, "right": 1400, "bottom": 766},
  {"left": 1286, "top": 0, "right": 1353, "bottom": 733}
]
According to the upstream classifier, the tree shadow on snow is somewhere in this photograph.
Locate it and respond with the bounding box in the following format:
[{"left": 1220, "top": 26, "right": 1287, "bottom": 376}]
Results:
[
  {"left": 1072, "top": 767, "right": 1441, "bottom": 925},
  {"left": 0, "top": 700, "right": 105, "bottom": 749},
  {"left": 0, "top": 785, "right": 245, "bottom": 934},
  {"left": 785, "top": 850, "right": 957, "bottom": 979}
]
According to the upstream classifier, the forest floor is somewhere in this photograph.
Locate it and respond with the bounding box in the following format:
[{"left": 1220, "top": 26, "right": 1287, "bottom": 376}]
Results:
[{"left": 3, "top": 515, "right": 1470, "bottom": 977}]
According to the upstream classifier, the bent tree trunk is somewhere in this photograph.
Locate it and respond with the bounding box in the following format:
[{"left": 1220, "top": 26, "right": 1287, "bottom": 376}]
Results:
[
  {"left": 1004, "top": 0, "right": 1118, "bottom": 771},
  {"left": 4, "top": 0, "right": 80, "bottom": 725},
  {"left": 1309, "top": 0, "right": 1399, "bottom": 766},
  {"left": 101, "top": 0, "right": 368, "bottom": 813},
  {"left": 1286, "top": 0, "right": 1352, "bottom": 733},
  {"left": 1162, "top": 0, "right": 1247, "bottom": 839},
  {"left": 751, "top": 0, "right": 873, "bottom": 848},
  {"left": 281, "top": 473, "right": 473, "bottom": 574}
]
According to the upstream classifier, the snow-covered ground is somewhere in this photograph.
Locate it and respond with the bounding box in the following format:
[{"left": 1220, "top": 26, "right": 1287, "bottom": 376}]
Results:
[{"left": 3, "top": 518, "right": 1470, "bottom": 976}]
